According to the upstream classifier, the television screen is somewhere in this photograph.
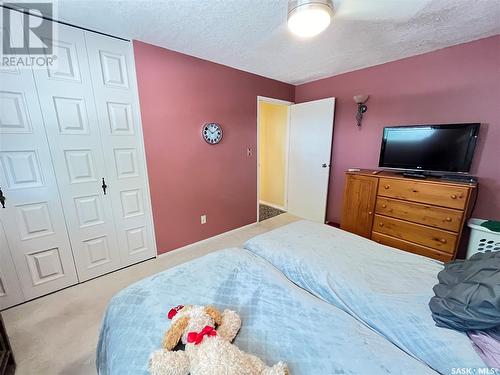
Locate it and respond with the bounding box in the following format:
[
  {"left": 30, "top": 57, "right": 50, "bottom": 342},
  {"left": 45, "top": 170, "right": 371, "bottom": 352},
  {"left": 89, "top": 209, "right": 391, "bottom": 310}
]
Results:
[{"left": 379, "top": 123, "right": 479, "bottom": 173}]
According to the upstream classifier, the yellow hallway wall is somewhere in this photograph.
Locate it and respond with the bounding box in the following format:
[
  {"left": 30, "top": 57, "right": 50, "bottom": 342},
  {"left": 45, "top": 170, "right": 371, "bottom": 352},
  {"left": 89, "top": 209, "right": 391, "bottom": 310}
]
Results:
[{"left": 259, "top": 101, "right": 288, "bottom": 208}]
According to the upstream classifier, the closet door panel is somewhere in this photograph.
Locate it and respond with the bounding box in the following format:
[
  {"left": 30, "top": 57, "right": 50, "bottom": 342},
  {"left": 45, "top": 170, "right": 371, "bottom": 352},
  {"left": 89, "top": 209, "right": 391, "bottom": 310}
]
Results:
[
  {"left": 30, "top": 21, "right": 121, "bottom": 281},
  {"left": 85, "top": 33, "right": 157, "bottom": 265},
  {"left": 0, "top": 221, "right": 24, "bottom": 310},
  {"left": 0, "top": 11, "right": 78, "bottom": 299}
]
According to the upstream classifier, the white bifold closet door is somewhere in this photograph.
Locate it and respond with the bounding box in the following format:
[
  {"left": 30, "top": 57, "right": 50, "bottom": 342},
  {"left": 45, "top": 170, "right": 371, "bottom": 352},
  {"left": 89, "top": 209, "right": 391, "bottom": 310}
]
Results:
[
  {"left": 0, "top": 8, "right": 156, "bottom": 310},
  {"left": 30, "top": 18, "right": 156, "bottom": 281},
  {"left": 85, "top": 33, "right": 156, "bottom": 267},
  {"left": 30, "top": 22, "right": 123, "bottom": 281},
  {"left": 0, "top": 11, "right": 78, "bottom": 307}
]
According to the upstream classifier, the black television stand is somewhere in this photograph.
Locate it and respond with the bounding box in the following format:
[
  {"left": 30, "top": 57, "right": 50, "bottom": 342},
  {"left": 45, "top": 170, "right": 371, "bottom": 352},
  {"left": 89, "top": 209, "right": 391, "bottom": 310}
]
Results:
[
  {"left": 401, "top": 171, "right": 428, "bottom": 179},
  {"left": 440, "top": 174, "right": 478, "bottom": 183}
]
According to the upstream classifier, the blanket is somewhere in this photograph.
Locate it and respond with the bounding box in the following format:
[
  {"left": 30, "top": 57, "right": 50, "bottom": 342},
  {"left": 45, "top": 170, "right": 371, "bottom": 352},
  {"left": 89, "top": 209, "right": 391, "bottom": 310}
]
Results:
[{"left": 430, "top": 250, "right": 500, "bottom": 331}]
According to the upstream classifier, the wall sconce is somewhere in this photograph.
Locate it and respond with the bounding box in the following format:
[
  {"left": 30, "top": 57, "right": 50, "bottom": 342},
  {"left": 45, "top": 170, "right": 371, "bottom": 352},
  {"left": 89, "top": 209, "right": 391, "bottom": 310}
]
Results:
[{"left": 353, "top": 95, "right": 369, "bottom": 127}]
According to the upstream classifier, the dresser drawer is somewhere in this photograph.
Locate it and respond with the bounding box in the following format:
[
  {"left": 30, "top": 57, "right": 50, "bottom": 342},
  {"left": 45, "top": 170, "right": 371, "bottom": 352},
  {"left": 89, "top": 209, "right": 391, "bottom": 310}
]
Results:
[
  {"left": 371, "top": 232, "right": 453, "bottom": 262},
  {"left": 375, "top": 197, "right": 464, "bottom": 232},
  {"left": 373, "top": 215, "right": 457, "bottom": 253},
  {"left": 378, "top": 178, "right": 469, "bottom": 209}
]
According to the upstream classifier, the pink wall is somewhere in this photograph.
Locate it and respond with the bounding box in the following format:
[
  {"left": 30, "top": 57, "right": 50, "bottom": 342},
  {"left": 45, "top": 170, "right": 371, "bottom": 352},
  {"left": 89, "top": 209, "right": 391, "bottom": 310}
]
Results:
[
  {"left": 135, "top": 35, "right": 499, "bottom": 254},
  {"left": 295, "top": 35, "right": 500, "bottom": 224},
  {"left": 133, "top": 41, "right": 294, "bottom": 254}
]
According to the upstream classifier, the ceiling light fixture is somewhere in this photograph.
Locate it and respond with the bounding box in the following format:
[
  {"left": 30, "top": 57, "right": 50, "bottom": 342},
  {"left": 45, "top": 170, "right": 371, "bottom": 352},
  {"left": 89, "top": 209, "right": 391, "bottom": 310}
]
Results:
[{"left": 287, "top": 0, "right": 334, "bottom": 38}]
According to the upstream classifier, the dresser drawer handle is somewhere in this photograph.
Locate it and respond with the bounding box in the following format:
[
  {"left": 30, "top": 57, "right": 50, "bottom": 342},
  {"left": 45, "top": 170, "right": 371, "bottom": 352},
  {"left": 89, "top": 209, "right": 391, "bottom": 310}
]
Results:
[
  {"left": 368, "top": 211, "right": 373, "bottom": 215},
  {"left": 445, "top": 217, "right": 452, "bottom": 222},
  {"left": 450, "top": 194, "right": 457, "bottom": 199},
  {"left": 381, "top": 204, "right": 387, "bottom": 208},
  {"left": 384, "top": 185, "right": 390, "bottom": 189},
  {"left": 379, "top": 222, "right": 384, "bottom": 227},
  {"left": 439, "top": 238, "right": 447, "bottom": 244}
]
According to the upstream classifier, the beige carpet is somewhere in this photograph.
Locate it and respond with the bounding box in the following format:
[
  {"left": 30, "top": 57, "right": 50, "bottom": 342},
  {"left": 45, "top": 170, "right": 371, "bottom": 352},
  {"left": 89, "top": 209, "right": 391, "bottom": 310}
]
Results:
[{"left": 2, "top": 214, "right": 299, "bottom": 375}]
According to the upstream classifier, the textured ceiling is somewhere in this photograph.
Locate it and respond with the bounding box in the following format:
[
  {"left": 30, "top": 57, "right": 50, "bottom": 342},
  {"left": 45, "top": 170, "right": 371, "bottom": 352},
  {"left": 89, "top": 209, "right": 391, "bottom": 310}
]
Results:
[{"left": 54, "top": 0, "right": 500, "bottom": 84}]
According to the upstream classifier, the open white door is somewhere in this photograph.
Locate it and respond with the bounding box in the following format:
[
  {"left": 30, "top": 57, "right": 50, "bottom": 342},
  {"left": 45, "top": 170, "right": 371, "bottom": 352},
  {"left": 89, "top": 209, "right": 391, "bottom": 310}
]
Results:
[{"left": 287, "top": 98, "right": 335, "bottom": 222}]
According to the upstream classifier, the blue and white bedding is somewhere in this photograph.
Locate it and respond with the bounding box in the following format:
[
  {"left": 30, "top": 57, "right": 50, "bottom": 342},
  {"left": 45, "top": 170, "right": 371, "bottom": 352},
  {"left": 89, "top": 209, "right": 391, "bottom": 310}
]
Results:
[
  {"left": 97, "top": 248, "right": 436, "bottom": 374},
  {"left": 244, "top": 220, "right": 485, "bottom": 374}
]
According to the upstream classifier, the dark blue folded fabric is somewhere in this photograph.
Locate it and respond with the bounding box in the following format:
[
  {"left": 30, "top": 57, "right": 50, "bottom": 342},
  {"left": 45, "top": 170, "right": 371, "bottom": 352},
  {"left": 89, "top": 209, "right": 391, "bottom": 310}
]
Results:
[{"left": 429, "top": 251, "right": 500, "bottom": 331}]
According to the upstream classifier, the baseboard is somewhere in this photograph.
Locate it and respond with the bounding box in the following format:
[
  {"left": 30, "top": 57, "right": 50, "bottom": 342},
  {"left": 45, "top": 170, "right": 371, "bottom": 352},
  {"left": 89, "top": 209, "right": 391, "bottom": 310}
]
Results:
[
  {"left": 259, "top": 200, "right": 286, "bottom": 211},
  {"left": 157, "top": 222, "right": 258, "bottom": 258}
]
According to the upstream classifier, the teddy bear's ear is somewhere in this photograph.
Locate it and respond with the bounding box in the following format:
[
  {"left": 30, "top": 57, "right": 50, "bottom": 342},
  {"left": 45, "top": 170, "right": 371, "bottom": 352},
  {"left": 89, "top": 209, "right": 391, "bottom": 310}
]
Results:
[
  {"left": 203, "top": 306, "right": 222, "bottom": 326},
  {"left": 162, "top": 316, "right": 189, "bottom": 350}
]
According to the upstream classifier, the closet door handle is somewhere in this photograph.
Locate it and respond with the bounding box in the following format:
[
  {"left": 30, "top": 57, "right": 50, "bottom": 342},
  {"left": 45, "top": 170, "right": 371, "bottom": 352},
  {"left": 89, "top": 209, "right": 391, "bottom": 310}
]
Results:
[
  {"left": 101, "top": 178, "right": 108, "bottom": 195},
  {"left": 0, "top": 187, "right": 5, "bottom": 208}
]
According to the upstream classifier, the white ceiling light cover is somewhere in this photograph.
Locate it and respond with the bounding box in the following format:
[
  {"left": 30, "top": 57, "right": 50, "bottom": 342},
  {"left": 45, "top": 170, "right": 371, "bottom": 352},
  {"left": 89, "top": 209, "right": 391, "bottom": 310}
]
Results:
[{"left": 287, "top": 0, "right": 334, "bottom": 38}]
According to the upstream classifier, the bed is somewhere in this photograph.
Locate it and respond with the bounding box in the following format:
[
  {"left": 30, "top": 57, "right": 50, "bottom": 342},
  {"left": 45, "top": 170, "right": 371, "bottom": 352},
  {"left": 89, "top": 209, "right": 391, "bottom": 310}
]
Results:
[
  {"left": 243, "top": 220, "right": 486, "bottom": 374},
  {"left": 97, "top": 248, "right": 436, "bottom": 374}
]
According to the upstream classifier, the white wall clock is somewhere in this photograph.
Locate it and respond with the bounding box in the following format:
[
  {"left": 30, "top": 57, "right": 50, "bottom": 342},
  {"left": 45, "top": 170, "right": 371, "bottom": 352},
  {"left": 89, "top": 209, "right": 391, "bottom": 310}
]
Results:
[{"left": 202, "top": 122, "right": 223, "bottom": 145}]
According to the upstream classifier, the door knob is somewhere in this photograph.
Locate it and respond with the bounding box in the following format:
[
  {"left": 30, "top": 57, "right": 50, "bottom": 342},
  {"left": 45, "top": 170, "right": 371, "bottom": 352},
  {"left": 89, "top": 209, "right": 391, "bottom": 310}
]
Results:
[
  {"left": 322, "top": 163, "right": 328, "bottom": 168},
  {"left": 101, "top": 178, "right": 108, "bottom": 195},
  {"left": 0, "top": 187, "right": 5, "bottom": 208}
]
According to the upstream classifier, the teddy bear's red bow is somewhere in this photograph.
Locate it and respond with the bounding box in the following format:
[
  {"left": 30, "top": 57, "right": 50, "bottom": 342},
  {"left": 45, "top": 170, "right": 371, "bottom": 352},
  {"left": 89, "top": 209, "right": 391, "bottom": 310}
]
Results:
[
  {"left": 167, "top": 305, "right": 184, "bottom": 319},
  {"left": 187, "top": 326, "right": 217, "bottom": 345}
]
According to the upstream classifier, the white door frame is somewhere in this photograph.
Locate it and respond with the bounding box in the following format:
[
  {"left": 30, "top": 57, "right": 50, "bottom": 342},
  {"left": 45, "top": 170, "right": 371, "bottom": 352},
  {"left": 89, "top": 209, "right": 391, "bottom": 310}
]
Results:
[{"left": 256, "top": 96, "right": 294, "bottom": 221}]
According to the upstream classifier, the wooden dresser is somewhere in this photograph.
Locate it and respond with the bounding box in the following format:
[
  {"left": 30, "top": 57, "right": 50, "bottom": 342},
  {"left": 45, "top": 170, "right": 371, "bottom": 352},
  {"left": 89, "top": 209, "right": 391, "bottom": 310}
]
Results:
[
  {"left": 340, "top": 170, "right": 477, "bottom": 262},
  {"left": 0, "top": 313, "right": 15, "bottom": 375}
]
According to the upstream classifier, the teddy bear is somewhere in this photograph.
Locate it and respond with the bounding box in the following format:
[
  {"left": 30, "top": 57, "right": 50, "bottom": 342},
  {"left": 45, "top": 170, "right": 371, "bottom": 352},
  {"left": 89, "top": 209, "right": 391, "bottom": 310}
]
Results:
[{"left": 149, "top": 304, "right": 289, "bottom": 375}]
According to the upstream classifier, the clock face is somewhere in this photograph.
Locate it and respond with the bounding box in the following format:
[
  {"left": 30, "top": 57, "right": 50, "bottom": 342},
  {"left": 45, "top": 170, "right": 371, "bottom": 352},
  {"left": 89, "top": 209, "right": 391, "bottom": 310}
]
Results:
[{"left": 202, "top": 123, "right": 223, "bottom": 145}]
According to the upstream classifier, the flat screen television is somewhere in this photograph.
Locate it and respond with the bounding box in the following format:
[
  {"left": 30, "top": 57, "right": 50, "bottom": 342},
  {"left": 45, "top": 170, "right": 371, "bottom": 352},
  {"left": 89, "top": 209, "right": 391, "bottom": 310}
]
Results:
[{"left": 378, "top": 123, "right": 479, "bottom": 174}]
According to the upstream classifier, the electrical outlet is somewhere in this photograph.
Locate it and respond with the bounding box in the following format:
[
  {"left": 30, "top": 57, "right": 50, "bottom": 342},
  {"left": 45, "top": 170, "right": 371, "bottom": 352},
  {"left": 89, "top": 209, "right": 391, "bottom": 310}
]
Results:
[
  {"left": 200, "top": 214, "right": 207, "bottom": 224},
  {"left": 247, "top": 147, "right": 253, "bottom": 157}
]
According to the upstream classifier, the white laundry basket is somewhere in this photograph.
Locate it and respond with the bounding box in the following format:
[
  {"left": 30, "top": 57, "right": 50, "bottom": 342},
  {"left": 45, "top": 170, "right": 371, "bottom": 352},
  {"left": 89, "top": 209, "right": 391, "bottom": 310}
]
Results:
[{"left": 466, "top": 218, "right": 500, "bottom": 259}]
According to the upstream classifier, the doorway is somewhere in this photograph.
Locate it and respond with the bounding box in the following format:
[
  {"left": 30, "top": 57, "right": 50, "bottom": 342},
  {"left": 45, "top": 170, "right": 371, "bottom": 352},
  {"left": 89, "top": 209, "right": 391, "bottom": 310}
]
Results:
[
  {"left": 257, "top": 97, "right": 292, "bottom": 221},
  {"left": 257, "top": 96, "right": 336, "bottom": 223}
]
